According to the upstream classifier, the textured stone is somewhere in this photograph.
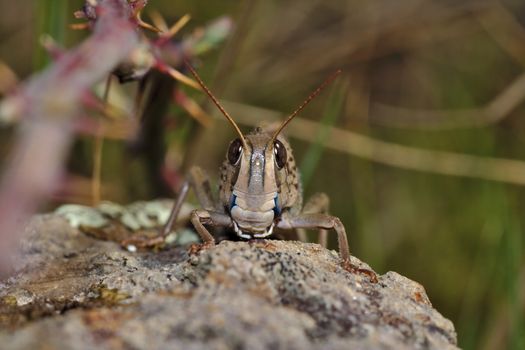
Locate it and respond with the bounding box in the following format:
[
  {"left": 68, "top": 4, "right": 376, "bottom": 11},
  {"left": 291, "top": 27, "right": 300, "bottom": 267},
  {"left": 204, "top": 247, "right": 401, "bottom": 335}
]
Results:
[{"left": 0, "top": 212, "right": 458, "bottom": 349}]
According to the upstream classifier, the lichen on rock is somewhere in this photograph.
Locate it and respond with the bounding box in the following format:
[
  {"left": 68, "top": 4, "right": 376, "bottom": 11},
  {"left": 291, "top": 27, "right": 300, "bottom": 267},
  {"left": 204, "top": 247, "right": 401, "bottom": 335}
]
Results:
[{"left": 0, "top": 209, "right": 458, "bottom": 349}]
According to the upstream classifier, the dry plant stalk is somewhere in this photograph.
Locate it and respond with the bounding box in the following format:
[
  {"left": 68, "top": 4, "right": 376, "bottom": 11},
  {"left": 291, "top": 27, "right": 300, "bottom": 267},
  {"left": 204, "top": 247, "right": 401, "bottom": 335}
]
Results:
[
  {"left": 223, "top": 101, "right": 525, "bottom": 186},
  {"left": 0, "top": 0, "right": 141, "bottom": 276},
  {"left": 370, "top": 3, "right": 525, "bottom": 130}
]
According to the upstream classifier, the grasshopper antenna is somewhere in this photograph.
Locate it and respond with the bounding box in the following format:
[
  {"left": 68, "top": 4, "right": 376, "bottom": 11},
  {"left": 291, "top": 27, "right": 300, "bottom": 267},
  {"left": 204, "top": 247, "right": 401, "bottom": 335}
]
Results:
[
  {"left": 184, "top": 60, "right": 248, "bottom": 149},
  {"left": 271, "top": 69, "right": 342, "bottom": 142}
]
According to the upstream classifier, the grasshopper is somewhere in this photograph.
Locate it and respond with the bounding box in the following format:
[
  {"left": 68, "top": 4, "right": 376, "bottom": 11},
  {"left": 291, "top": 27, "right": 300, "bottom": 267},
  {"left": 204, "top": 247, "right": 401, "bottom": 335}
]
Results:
[{"left": 147, "top": 62, "right": 370, "bottom": 274}]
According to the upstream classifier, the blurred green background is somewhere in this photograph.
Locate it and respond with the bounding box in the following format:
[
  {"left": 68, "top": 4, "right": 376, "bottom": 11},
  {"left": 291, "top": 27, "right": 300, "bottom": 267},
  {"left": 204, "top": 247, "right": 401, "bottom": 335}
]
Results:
[{"left": 1, "top": 1, "right": 525, "bottom": 349}]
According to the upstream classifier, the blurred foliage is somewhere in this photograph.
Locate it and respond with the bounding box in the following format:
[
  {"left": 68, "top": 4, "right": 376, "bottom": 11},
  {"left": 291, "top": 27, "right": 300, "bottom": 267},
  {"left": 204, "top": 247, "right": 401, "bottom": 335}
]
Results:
[
  {"left": 35, "top": 0, "right": 68, "bottom": 69},
  {"left": 1, "top": 0, "right": 525, "bottom": 349}
]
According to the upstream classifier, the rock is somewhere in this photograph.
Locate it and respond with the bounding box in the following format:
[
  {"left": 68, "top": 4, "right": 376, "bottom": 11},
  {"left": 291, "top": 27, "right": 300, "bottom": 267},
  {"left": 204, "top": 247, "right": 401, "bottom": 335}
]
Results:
[{"left": 0, "top": 212, "right": 458, "bottom": 350}]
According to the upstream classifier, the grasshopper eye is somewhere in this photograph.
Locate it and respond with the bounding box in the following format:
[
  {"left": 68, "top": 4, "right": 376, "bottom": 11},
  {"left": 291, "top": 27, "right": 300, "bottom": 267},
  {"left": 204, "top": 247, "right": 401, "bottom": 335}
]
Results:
[
  {"left": 273, "top": 140, "right": 287, "bottom": 169},
  {"left": 228, "top": 138, "right": 243, "bottom": 165}
]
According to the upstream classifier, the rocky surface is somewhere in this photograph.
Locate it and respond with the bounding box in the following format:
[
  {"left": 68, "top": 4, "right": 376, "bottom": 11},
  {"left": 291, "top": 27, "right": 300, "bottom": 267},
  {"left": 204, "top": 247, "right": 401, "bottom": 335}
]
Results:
[{"left": 0, "top": 212, "right": 458, "bottom": 349}]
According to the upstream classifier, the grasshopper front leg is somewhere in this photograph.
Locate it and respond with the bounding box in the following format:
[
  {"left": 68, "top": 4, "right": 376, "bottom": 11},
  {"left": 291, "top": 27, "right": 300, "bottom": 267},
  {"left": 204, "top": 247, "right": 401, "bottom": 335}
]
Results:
[
  {"left": 164, "top": 166, "right": 234, "bottom": 246},
  {"left": 189, "top": 209, "right": 232, "bottom": 245}
]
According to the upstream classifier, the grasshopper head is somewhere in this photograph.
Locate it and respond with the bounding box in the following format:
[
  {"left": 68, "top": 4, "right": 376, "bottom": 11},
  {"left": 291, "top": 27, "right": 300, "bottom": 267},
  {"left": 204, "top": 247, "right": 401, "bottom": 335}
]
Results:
[{"left": 220, "top": 126, "right": 300, "bottom": 238}]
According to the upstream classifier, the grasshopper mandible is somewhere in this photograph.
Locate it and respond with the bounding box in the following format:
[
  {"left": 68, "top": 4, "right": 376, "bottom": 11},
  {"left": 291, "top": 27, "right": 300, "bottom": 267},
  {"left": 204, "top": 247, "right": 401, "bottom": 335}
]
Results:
[{"left": 159, "top": 61, "right": 362, "bottom": 271}]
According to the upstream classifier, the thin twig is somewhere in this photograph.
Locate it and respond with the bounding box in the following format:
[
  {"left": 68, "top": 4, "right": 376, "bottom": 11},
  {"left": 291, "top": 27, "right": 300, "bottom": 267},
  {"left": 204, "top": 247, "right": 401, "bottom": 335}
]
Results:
[
  {"left": 368, "top": 72, "right": 525, "bottom": 129},
  {"left": 165, "top": 14, "right": 191, "bottom": 40}
]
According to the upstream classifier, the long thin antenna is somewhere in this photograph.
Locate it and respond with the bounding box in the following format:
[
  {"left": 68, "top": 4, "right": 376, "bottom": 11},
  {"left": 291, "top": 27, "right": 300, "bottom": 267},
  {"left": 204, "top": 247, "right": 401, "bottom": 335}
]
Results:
[
  {"left": 184, "top": 60, "right": 248, "bottom": 149},
  {"left": 271, "top": 69, "right": 342, "bottom": 142}
]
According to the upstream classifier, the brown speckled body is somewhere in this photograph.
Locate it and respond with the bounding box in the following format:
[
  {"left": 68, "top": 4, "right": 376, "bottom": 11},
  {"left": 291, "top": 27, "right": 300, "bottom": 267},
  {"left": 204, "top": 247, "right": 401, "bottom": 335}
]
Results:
[{"left": 153, "top": 64, "right": 363, "bottom": 273}]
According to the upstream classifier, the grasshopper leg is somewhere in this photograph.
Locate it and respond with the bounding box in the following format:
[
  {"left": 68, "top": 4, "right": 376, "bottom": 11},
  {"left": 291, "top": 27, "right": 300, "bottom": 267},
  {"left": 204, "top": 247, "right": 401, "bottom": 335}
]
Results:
[
  {"left": 121, "top": 166, "right": 219, "bottom": 248},
  {"left": 277, "top": 213, "right": 349, "bottom": 262},
  {"left": 189, "top": 209, "right": 232, "bottom": 245},
  {"left": 187, "top": 166, "right": 217, "bottom": 211},
  {"left": 277, "top": 213, "right": 377, "bottom": 282},
  {"left": 162, "top": 180, "right": 190, "bottom": 237},
  {"left": 187, "top": 209, "right": 233, "bottom": 254},
  {"left": 163, "top": 166, "right": 218, "bottom": 236},
  {"left": 299, "top": 192, "right": 330, "bottom": 247},
  {"left": 120, "top": 181, "right": 190, "bottom": 248},
  {"left": 162, "top": 164, "right": 217, "bottom": 235}
]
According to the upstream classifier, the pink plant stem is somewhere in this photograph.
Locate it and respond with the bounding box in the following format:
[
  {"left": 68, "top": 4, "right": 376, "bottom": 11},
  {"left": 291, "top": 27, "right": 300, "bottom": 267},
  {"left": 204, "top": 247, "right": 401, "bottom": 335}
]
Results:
[{"left": 0, "top": 0, "right": 140, "bottom": 277}]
